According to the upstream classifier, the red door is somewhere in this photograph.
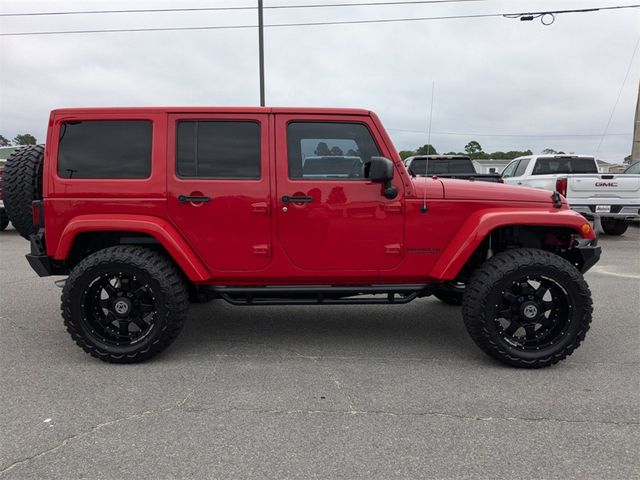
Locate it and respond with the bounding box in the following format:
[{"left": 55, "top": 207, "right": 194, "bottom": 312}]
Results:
[
  {"left": 167, "top": 113, "right": 271, "bottom": 272},
  {"left": 274, "top": 115, "right": 404, "bottom": 271}
]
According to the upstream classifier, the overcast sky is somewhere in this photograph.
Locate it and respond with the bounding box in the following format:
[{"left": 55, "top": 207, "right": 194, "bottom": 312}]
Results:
[{"left": 1, "top": 0, "right": 638, "bottom": 162}]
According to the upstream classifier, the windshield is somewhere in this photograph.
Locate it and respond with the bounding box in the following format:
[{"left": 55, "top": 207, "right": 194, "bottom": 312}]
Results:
[
  {"left": 532, "top": 157, "right": 598, "bottom": 175},
  {"left": 625, "top": 162, "right": 640, "bottom": 174}
]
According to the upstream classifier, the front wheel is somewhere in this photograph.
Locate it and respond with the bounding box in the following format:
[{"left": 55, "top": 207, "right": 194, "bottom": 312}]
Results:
[
  {"left": 462, "top": 248, "right": 592, "bottom": 368},
  {"left": 601, "top": 218, "right": 629, "bottom": 236},
  {"left": 62, "top": 246, "right": 189, "bottom": 363}
]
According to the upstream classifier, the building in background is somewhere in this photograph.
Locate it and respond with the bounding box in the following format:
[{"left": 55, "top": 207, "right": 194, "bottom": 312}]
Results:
[{"left": 473, "top": 159, "right": 513, "bottom": 174}]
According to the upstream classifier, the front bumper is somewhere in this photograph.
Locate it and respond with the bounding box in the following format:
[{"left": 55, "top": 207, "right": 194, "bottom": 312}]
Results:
[{"left": 566, "top": 238, "right": 601, "bottom": 274}]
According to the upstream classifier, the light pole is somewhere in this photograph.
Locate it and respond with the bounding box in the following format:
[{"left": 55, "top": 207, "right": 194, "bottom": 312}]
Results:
[
  {"left": 258, "top": 0, "right": 265, "bottom": 107},
  {"left": 632, "top": 80, "right": 639, "bottom": 162}
]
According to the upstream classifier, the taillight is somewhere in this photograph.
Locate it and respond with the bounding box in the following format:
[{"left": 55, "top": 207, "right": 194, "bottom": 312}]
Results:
[
  {"left": 32, "top": 200, "right": 44, "bottom": 228},
  {"left": 555, "top": 177, "right": 567, "bottom": 197}
]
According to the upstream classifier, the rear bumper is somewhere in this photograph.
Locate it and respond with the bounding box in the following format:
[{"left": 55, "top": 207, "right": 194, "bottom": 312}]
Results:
[
  {"left": 572, "top": 205, "right": 640, "bottom": 220},
  {"left": 25, "top": 230, "right": 68, "bottom": 277}
]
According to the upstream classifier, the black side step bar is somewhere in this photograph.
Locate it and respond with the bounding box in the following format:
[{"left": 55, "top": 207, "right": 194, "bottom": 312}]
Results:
[{"left": 209, "top": 284, "right": 432, "bottom": 306}]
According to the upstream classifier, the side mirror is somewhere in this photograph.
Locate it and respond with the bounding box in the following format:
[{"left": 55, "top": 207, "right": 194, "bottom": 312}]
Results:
[{"left": 368, "top": 156, "right": 398, "bottom": 199}]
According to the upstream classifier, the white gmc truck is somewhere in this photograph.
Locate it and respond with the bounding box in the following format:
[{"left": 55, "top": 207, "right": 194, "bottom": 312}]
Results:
[{"left": 502, "top": 155, "right": 640, "bottom": 235}]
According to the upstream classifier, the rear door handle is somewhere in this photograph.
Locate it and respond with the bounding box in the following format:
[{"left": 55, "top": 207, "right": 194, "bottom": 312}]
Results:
[
  {"left": 282, "top": 195, "right": 313, "bottom": 203},
  {"left": 178, "top": 195, "right": 210, "bottom": 203}
]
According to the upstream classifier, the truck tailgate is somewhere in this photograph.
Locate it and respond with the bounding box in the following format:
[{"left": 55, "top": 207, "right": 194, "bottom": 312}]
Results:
[{"left": 567, "top": 175, "right": 640, "bottom": 201}]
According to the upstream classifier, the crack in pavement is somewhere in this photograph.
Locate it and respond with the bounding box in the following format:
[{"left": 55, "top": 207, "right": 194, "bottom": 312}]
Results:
[
  {"left": 0, "top": 373, "right": 210, "bottom": 477},
  {"left": 277, "top": 345, "right": 358, "bottom": 414},
  {"left": 178, "top": 405, "right": 640, "bottom": 427},
  {"left": 1, "top": 377, "right": 636, "bottom": 475}
]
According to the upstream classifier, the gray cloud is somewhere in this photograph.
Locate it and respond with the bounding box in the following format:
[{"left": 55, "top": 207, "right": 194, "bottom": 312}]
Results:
[{"left": 1, "top": 0, "right": 638, "bottom": 162}]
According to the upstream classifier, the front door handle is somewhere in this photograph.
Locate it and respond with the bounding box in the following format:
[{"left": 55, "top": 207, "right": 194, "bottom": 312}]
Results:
[
  {"left": 282, "top": 195, "right": 313, "bottom": 203},
  {"left": 178, "top": 195, "right": 211, "bottom": 203}
]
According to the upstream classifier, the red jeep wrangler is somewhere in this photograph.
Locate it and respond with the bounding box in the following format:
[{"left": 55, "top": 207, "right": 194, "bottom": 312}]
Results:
[{"left": 3, "top": 107, "right": 600, "bottom": 367}]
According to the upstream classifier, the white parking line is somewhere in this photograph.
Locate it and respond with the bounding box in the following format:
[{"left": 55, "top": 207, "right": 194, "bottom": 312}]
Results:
[{"left": 589, "top": 267, "right": 640, "bottom": 280}]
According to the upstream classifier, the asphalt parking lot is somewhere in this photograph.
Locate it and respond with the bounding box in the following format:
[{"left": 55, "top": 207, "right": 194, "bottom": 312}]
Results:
[{"left": 0, "top": 225, "right": 638, "bottom": 479}]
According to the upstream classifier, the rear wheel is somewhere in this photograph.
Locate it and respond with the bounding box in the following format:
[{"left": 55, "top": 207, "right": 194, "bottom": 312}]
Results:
[
  {"left": 462, "top": 248, "right": 592, "bottom": 368},
  {"left": 3, "top": 145, "right": 44, "bottom": 239},
  {"left": 601, "top": 218, "right": 629, "bottom": 236},
  {"left": 62, "top": 246, "right": 189, "bottom": 363}
]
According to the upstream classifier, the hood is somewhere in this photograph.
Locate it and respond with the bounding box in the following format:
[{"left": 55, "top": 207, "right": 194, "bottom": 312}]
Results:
[{"left": 433, "top": 178, "right": 565, "bottom": 204}]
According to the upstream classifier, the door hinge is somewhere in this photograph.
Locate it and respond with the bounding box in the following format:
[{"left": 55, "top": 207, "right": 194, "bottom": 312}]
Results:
[
  {"left": 251, "top": 202, "right": 270, "bottom": 214},
  {"left": 384, "top": 202, "right": 403, "bottom": 214},
  {"left": 252, "top": 244, "right": 271, "bottom": 256},
  {"left": 384, "top": 243, "right": 403, "bottom": 255}
]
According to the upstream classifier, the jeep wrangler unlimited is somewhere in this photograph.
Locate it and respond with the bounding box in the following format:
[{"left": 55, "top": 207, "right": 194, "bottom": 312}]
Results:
[{"left": 2, "top": 107, "right": 600, "bottom": 367}]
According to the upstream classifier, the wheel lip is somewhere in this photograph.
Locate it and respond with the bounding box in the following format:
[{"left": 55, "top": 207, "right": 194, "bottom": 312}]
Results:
[
  {"left": 71, "top": 264, "right": 164, "bottom": 353},
  {"left": 485, "top": 270, "right": 580, "bottom": 358}
]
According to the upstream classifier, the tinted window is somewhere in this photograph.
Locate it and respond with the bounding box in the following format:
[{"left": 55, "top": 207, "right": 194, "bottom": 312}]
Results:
[
  {"left": 409, "top": 158, "right": 474, "bottom": 175},
  {"left": 502, "top": 160, "right": 518, "bottom": 177},
  {"left": 287, "top": 122, "right": 380, "bottom": 179},
  {"left": 514, "top": 158, "right": 530, "bottom": 176},
  {"left": 58, "top": 120, "right": 152, "bottom": 179},
  {"left": 532, "top": 157, "right": 598, "bottom": 175},
  {"left": 177, "top": 121, "right": 260, "bottom": 179}
]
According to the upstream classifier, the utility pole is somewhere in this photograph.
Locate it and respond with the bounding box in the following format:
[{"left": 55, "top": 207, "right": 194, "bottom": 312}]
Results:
[
  {"left": 632, "top": 80, "right": 640, "bottom": 162},
  {"left": 258, "top": 0, "right": 265, "bottom": 107}
]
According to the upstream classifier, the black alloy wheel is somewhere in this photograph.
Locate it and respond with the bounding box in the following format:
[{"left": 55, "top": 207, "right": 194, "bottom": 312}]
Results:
[
  {"left": 81, "top": 273, "right": 157, "bottom": 347},
  {"left": 62, "top": 246, "right": 188, "bottom": 363},
  {"left": 494, "top": 276, "right": 571, "bottom": 351},
  {"left": 463, "top": 248, "right": 592, "bottom": 368}
]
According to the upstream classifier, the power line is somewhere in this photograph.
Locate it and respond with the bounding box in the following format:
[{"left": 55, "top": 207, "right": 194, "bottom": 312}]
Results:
[
  {"left": 0, "top": 0, "right": 488, "bottom": 17},
  {"left": 387, "top": 129, "right": 633, "bottom": 138},
  {"left": 4, "top": 4, "right": 639, "bottom": 36},
  {"left": 595, "top": 35, "right": 640, "bottom": 155}
]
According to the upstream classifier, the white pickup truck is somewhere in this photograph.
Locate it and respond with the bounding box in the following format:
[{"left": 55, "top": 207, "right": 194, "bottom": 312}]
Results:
[{"left": 502, "top": 155, "right": 640, "bottom": 235}]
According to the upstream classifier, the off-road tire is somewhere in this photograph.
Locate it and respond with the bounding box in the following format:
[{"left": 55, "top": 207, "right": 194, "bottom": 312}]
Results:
[
  {"left": 433, "top": 282, "right": 464, "bottom": 306},
  {"left": 62, "top": 246, "right": 189, "bottom": 363},
  {"left": 462, "top": 248, "right": 592, "bottom": 368},
  {"left": 601, "top": 218, "right": 629, "bottom": 236},
  {"left": 0, "top": 208, "right": 9, "bottom": 231},
  {"left": 3, "top": 145, "right": 44, "bottom": 239}
]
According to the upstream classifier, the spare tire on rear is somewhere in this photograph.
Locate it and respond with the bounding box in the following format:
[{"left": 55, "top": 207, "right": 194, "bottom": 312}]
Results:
[{"left": 3, "top": 145, "right": 44, "bottom": 240}]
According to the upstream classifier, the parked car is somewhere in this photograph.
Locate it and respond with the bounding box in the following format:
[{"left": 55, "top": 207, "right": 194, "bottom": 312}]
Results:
[
  {"left": 2, "top": 107, "right": 600, "bottom": 368},
  {"left": 502, "top": 155, "right": 640, "bottom": 235},
  {"left": 404, "top": 155, "right": 502, "bottom": 182},
  {"left": 301, "top": 156, "right": 364, "bottom": 178}
]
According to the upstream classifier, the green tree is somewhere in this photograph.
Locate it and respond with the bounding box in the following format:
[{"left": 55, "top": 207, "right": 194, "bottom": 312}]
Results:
[
  {"left": 541, "top": 148, "right": 557, "bottom": 154},
  {"left": 0, "top": 135, "right": 10, "bottom": 146},
  {"left": 464, "top": 140, "right": 482, "bottom": 155},
  {"left": 415, "top": 144, "right": 438, "bottom": 155},
  {"left": 13, "top": 133, "right": 37, "bottom": 145},
  {"left": 398, "top": 150, "right": 415, "bottom": 160},
  {"left": 624, "top": 154, "right": 633, "bottom": 165},
  {"left": 314, "top": 142, "right": 331, "bottom": 156}
]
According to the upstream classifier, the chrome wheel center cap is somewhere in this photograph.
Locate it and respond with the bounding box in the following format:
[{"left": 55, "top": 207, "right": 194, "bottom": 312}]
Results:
[
  {"left": 114, "top": 299, "right": 130, "bottom": 315},
  {"left": 523, "top": 304, "right": 538, "bottom": 319}
]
